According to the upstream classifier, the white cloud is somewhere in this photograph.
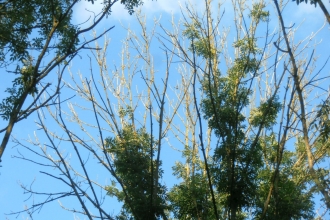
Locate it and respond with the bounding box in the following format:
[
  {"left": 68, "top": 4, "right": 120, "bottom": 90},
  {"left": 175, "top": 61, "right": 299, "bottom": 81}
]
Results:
[
  {"left": 72, "top": 0, "right": 329, "bottom": 36},
  {"left": 292, "top": 1, "right": 330, "bottom": 24},
  {"left": 141, "top": 0, "right": 203, "bottom": 15},
  {"left": 73, "top": 0, "right": 205, "bottom": 24}
]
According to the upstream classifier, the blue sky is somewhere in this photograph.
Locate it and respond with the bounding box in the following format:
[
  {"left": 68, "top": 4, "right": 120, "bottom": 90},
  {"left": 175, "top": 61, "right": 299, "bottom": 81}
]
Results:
[{"left": 1, "top": 0, "right": 330, "bottom": 219}]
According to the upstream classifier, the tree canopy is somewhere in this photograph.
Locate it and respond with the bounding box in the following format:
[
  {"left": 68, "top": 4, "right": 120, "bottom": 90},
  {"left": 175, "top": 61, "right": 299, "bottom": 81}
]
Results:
[{"left": 1, "top": 0, "right": 330, "bottom": 219}]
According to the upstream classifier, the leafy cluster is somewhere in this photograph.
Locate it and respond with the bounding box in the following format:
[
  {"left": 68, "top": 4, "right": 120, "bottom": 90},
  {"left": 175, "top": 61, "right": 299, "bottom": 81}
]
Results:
[
  {"left": 0, "top": 0, "right": 78, "bottom": 63},
  {"left": 0, "top": 79, "right": 24, "bottom": 120},
  {"left": 313, "top": 99, "right": 330, "bottom": 143},
  {"left": 105, "top": 125, "right": 167, "bottom": 220},
  {"left": 183, "top": 21, "right": 218, "bottom": 59},
  {"left": 120, "top": 0, "right": 144, "bottom": 15},
  {"left": 250, "top": 3, "right": 269, "bottom": 22},
  {"left": 169, "top": 145, "right": 217, "bottom": 219},
  {"left": 293, "top": 0, "right": 317, "bottom": 6},
  {"left": 249, "top": 97, "right": 282, "bottom": 129},
  {"left": 169, "top": 173, "right": 215, "bottom": 220},
  {"left": 255, "top": 134, "right": 315, "bottom": 219}
]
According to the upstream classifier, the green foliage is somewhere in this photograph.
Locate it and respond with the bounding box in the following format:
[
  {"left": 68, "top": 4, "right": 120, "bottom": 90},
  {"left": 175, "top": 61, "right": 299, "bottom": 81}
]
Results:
[
  {"left": 256, "top": 172, "right": 314, "bottom": 219},
  {"left": 20, "top": 56, "right": 39, "bottom": 95},
  {"left": 0, "top": 80, "right": 24, "bottom": 120},
  {"left": 0, "top": 0, "right": 78, "bottom": 121},
  {"left": 249, "top": 97, "right": 282, "bottom": 129},
  {"left": 105, "top": 125, "right": 167, "bottom": 220},
  {"left": 0, "top": 0, "right": 144, "bottom": 62},
  {"left": 201, "top": 72, "right": 250, "bottom": 138},
  {"left": 199, "top": 5, "right": 278, "bottom": 218},
  {"left": 118, "top": 106, "right": 133, "bottom": 119},
  {"left": 292, "top": 0, "right": 317, "bottom": 6},
  {"left": 194, "top": 38, "right": 218, "bottom": 59},
  {"left": 212, "top": 139, "right": 263, "bottom": 213},
  {"left": 0, "top": 57, "right": 38, "bottom": 120},
  {"left": 169, "top": 145, "right": 217, "bottom": 220},
  {"left": 169, "top": 174, "right": 215, "bottom": 220},
  {"left": 230, "top": 37, "right": 261, "bottom": 78},
  {"left": 0, "top": 0, "right": 78, "bottom": 63},
  {"left": 255, "top": 134, "right": 315, "bottom": 219},
  {"left": 121, "top": 0, "right": 144, "bottom": 15},
  {"left": 183, "top": 21, "right": 201, "bottom": 40},
  {"left": 233, "top": 38, "right": 261, "bottom": 56},
  {"left": 183, "top": 21, "right": 218, "bottom": 59},
  {"left": 250, "top": 3, "right": 269, "bottom": 22},
  {"left": 314, "top": 99, "right": 330, "bottom": 143}
]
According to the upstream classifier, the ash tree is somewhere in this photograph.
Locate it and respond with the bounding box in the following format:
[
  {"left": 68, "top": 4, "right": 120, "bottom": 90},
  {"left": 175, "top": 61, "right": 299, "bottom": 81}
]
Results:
[{"left": 165, "top": 1, "right": 323, "bottom": 219}]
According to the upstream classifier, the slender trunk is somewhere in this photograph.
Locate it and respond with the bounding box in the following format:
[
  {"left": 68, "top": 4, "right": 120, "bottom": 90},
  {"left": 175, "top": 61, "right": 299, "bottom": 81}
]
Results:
[
  {"left": 0, "top": 89, "right": 29, "bottom": 160},
  {"left": 230, "top": 204, "right": 237, "bottom": 220}
]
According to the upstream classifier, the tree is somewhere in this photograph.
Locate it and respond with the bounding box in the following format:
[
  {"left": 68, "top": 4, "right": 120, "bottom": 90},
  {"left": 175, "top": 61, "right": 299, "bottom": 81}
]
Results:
[
  {"left": 0, "top": 0, "right": 144, "bottom": 162},
  {"left": 5, "top": 0, "right": 330, "bottom": 219},
  {"left": 162, "top": 0, "right": 329, "bottom": 219}
]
